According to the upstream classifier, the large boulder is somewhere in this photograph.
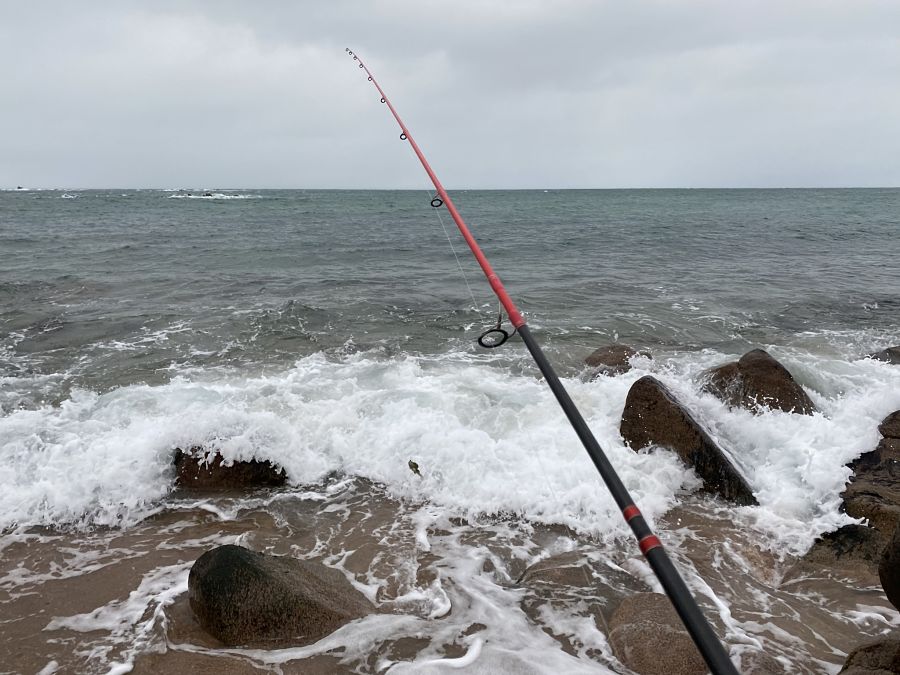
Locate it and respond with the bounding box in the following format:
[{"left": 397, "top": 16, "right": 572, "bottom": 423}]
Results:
[
  {"left": 188, "top": 545, "right": 374, "bottom": 647},
  {"left": 702, "top": 349, "right": 816, "bottom": 415},
  {"left": 842, "top": 438, "right": 900, "bottom": 537},
  {"left": 878, "top": 411, "right": 900, "bottom": 439},
  {"left": 620, "top": 376, "right": 757, "bottom": 505},
  {"left": 869, "top": 346, "right": 900, "bottom": 365},
  {"left": 838, "top": 630, "right": 900, "bottom": 674},
  {"left": 879, "top": 522, "right": 900, "bottom": 611},
  {"left": 174, "top": 447, "right": 287, "bottom": 490},
  {"left": 585, "top": 345, "right": 648, "bottom": 376},
  {"left": 607, "top": 593, "right": 707, "bottom": 675}
]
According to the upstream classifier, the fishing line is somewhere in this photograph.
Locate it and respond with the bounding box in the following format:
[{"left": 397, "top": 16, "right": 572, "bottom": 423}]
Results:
[
  {"left": 419, "top": 174, "right": 512, "bottom": 347},
  {"left": 424, "top": 186, "right": 483, "bottom": 317},
  {"left": 431, "top": 198, "right": 514, "bottom": 349}
]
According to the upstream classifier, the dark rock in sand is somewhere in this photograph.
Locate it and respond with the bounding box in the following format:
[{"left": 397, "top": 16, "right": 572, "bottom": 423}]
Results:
[
  {"left": 842, "top": 438, "right": 900, "bottom": 537},
  {"left": 607, "top": 593, "right": 707, "bottom": 675},
  {"left": 585, "top": 345, "right": 648, "bottom": 376},
  {"left": 620, "top": 376, "right": 757, "bottom": 505},
  {"left": 188, "top": 544, "right": 373, "bottom": 647},
  {"left": 879, "top": 522, "right": 900, "bottom": 611},
  {"left": 838, "top": 630, "right": 900, "bottom": 674},
  {"left": 702, "top": 349, "right": 816, "bottom": 415},
  {"left": 878, "top": 411, "right": 900, "bottom": 439},
  {"left": 869, "top": 346, "right": 900, "bottom": 365},
  {"left": 174, "top": 447, "right": 287, "bottom": 490}
]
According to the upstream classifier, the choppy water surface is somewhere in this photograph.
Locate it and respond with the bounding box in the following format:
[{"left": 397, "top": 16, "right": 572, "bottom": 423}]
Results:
[{"left": 1, "top": 188, "right": 899, "bottom": 673}]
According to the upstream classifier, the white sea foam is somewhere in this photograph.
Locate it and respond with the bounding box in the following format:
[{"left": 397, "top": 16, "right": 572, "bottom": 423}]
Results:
[
  {"left": 166, "top": 192, "right": 261, "bottom": 200},
  {"left": 1, "top": 349, "right": 898, "bottom": 556}
]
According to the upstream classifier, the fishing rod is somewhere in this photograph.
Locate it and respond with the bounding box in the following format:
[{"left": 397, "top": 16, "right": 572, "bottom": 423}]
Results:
[{"left": 346, "top": 49, "right": 738, "bottom": 675}]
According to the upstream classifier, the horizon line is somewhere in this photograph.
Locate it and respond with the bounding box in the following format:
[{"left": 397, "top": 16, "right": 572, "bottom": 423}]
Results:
[{"left": 4, "top": 185, "right": 900, "bottom": 192}]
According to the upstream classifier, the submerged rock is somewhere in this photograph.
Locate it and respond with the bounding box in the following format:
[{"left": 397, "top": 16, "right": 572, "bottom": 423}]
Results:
[
  {"left": 518, "top": 551, "right": 596, "bottom": 588},
  {"left": 607, "top": 593, "right": 707, "bottom": 675},
  {"left": 517, "top": 551, "right": 652, "bottom": 634},
  {"left": 837, "top": 630, "right": 900, "bottom": 674},
  {"left": 702, "top": 349, "right": 816, "bottom": 415},
  {"left": 879, "top": 522, "right": 900, "bottom": 611},
  {"left": 842, "top": 437, "right": 900, "bottom": 537},
  {"left": 620, "top": 376, "right": 757, "bottom": 505},
  {"left": 737, "top": 649, "right": 787, "bottom": 674},
  {"left": 585, "top": 344, "right": 648, "bottom": 376},
  {"left": 173, "top": 447, "right": 287, "bottom": 490},
  {"left": 188, "top": 545, "right": 374, "bottom": 647},
  {"left": 869, "top": 346, "right": 900, "bottom": 365}
]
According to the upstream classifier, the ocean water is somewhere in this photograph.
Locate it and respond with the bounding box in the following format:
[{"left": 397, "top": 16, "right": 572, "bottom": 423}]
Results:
[{"left": 1, "top": 187, "right": 899, "bottom": 673}]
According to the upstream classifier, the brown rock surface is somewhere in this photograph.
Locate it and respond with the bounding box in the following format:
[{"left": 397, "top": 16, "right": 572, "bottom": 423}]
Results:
[
  {"left": 174, "top": 448, "right": 287, "bottom": 490},
  {"left": 620, "top": 376, "right": 757, "bottom": 505},
  {"left": 837, "top": 630, "right": 900, "bottom": 674},
  {"left": 799, "top": 524, "right": 885, "bottom": 572},
  {"left": 517, "top": 550, "right": 653, "bottom": 634},
  {"left": 878, "top": 411, "right": 900, "bottom": 439},
  {"left": 585, "top": 345, "right": 648, "bottom": 375},
  {"left": 518, "top": 551, "right": 596, "bottom": 588},
  {"left": 879, "top": 522, "right": 900, "bottom": 611},
  {"left": 607, "top": 593, "right": 707, "bottom": 675},
  {"left": 188, "top": 545, "right": 373, "bottom": 647},
  {"left": 703, "top": 349, "right": 816, "bottom": 415},
  {"left": 842, "top": 438, "right": 900, "bottom": 537}
]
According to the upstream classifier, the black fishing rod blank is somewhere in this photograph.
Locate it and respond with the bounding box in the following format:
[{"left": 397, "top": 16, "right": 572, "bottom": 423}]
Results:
[{"left": 345, "top": 48, "right": 738, "bottom": 675}]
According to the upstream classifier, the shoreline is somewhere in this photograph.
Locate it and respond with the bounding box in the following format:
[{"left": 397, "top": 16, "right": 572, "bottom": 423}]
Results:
[{"left": 1, "top": 479, "right": 896, "bottom": 673}]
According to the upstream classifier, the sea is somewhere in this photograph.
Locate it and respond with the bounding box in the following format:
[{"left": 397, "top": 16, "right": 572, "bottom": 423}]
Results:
[{"left": 1, "top": 187, "right": 899, "bottom": 673}]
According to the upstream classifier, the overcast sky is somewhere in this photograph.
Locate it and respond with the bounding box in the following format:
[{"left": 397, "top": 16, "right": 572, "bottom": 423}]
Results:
[{"left": 2, "top": 1, "right": 899, "bottom": 189}]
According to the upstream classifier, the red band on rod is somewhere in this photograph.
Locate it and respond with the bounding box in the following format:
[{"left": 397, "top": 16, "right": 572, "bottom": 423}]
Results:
[
  {"left": 638, "top": 535, "right": 662, "bottom": 555},
  {"left": 622, "top": 505, "right": 641, "bottom": 522}
]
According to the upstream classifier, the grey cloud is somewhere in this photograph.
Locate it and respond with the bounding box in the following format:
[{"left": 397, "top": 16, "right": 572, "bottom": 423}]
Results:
[{"left": 1, "top": 0, "right": 898, "bottom": 188}]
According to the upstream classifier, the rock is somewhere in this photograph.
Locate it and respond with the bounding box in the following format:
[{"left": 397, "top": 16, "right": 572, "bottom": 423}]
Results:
[
  {"left": 879, "top": 522, "right": 900, "bottom": 611},
  {"left": 801, "top": 524, "right": 885, "bottom": 568},
  {"left": 870, "top": 346, "right": 900, "bottom": 365},
  {"left": 174, "top": 447, "right": 287, "bottom": 490},
  {"left": 517, "top": 551, "right": 651, "bottom": 631},
  {"left": 702, "top": 349, "right": 816, "bottom": 415},
  {"left": 838, "top": 630, "right": 900, "bottom": 674},
  {"left": 518, "top": 551, "right": 595, "bottom": 588},
  {"left": 585, "top": 345, "right": 648, "bottom": 376},
  {"left": 620, "top": 376, "right": 757, "bottom": 505},
  {"left": 607, "top": 593, "right": 707, "bottom": 675},
  {"left": 879, "top": 411, "right": 900, "bottom": 439},
  {"left": 842, "top": 438, "right": 900, "bottom": 537},
  {"left": 188, "top": 545, "right": 373, "bottom": 647}
]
